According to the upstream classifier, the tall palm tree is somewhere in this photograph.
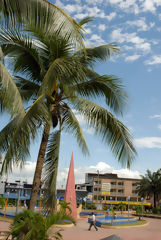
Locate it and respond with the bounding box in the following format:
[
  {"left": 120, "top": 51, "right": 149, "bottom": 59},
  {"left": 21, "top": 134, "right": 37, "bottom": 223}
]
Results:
[
  {"left": 137, "top": 169, "right": 161, "bottom": 207},
  {"left": 0, "top": 2, "right": 137, "bottom": 211}
]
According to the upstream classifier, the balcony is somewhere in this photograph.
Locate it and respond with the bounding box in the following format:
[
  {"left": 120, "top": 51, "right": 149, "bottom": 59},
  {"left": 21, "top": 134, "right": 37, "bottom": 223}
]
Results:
[{"left": 117, "top": 185, "right": 124, "bottom": 188}]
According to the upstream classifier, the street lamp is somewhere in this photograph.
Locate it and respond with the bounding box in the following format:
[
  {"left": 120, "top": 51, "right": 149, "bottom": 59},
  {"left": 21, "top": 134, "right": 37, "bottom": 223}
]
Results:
[
  {"left": 24, "top": 194, "right": 27, "bottom": 208},
  {"left": 127, "top": 196, "right": 130, "bottom": 222},
  {"left": 141, "top": 197, "right": 144, "bottom": 220},
  {"left": 16, "top": 181, "right": 22, "bottom": 215},
  {"left": 39, "top": 194, "right": 43, "bottom": 214},
  {"left": 97, "top": 170, "right": 99, "bottom": 209},
  {"left": 4, "top": 192, "right": 9, "bottom": 217}
]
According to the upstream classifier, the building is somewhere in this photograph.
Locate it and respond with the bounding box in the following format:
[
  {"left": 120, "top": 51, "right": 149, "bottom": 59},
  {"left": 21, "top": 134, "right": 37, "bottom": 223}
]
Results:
[
  {"left": 0, "top": 181, "right": 43, "bottom": 206},
  {"left": 85, "top": 172, "right": 151, "bottom": 209},
  {"left": 0, "top": 181, "right": 88, "bottom": 206}
]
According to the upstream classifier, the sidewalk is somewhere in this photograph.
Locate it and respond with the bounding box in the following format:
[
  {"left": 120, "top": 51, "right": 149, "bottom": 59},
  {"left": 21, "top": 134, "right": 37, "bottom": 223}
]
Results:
[{"left": 61, "top": 217, "right": 161, "bottom": 240}]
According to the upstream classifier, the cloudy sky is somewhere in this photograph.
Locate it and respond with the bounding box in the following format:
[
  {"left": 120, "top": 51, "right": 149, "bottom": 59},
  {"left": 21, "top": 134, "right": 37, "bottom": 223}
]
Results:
[{"left": 1, "top": 0, "right": 161, "bottom": 186}]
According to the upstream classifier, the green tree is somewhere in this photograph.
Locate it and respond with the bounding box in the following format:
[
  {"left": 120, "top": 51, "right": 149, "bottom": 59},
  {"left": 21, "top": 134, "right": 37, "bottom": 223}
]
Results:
[
  {"left": 59, "top": 200, "right": 72, "bottom": 215},
  {"left": 137, "top": 169, "right": 161, "bottom": 208},
  {"left": 117, "top": 202, "right": 126, "bottom": 214},
  {"left": 0, "top": 196, "right": 5, "bottom": 209},
  {"left": 0, "top": 1, "right": 136, "bottom": 212},
  {"left": 8, "top": 210, "right": 75, "bottom": 240}
]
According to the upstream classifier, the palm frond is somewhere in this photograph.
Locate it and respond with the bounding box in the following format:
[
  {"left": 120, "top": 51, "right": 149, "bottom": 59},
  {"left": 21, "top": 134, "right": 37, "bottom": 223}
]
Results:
[
  {"left": 0, "top": 0, "right": 85, "bottom": 50},
  {"left": 0, "top": 27, "right": 45, "bottom": 81},
  {"left": 43, "top": 130, "right": 61, "bottom": 211},
  {"left": 73, "top": 72, "right": 127, "bottom": 114},
  {"left": 73, "top": 97, "right": 137, "bottom": 167},
  {"left": 0, "top": 117, "right": 18, "bottom": 152},
  {"left": 0, "top": 61, "right": 25, "bottom": 117},
  {"left": 1, "top": 95, "right": 49, "bottom": 174},
  {"left": 39, "top": 56, "right": 87, "bottom": 95},
  {"left": 75, "top": 44, "right": 120, "bottom": 66},
  {"left": 62, "top": 107, "right": 89, "bottom": 155},
  {"left": 15, "top": 76, "right": 40, "bottom": 101},
  {"left": 78, "top": 17, "right": 94, "bottom": 26}
]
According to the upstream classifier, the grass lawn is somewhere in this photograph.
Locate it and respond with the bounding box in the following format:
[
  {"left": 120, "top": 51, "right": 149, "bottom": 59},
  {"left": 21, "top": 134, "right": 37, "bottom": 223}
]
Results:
[{"left": 101, "top": 220, "right": 147, "bottom": 228}]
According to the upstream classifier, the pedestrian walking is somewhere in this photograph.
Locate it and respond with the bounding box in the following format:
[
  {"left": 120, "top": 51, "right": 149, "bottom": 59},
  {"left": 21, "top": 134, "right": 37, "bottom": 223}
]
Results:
[{"left": 88, "top": 212, "right": 98, "bottom": 231}]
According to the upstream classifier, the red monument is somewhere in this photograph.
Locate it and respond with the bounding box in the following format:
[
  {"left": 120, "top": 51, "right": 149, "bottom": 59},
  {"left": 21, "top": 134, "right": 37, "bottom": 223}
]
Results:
[{"left": 64, "top": 152, "right": 77, "bottom": 219}]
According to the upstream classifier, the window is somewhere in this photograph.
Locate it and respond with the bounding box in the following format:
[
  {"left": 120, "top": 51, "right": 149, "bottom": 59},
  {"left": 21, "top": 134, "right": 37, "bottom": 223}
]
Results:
[
  {"left": 132, "top": 190, "right": 138, "bottom": 195},
  {"left": 132, "top": 183, "right": 138, "bottom": 187},
  {"left": 118, "top": 189, "right": 124, "bottom": 193},
  {"left": 111, "top": 182, "right": 116, "bottom": 185},
  {"left": 118, "top": 182, "right": 124, "bottom": 186},
  {"left": 94, "top": 195, "right": 97, "bottom": 200},
  {"left": 111, "top": 189, "right": 116, "bottom": 192},
  {"left": 130, "top": 197, "right": 137, "bottom": 202},
  {"left": 117, "top": 197, "right": 126, "bottom": 201}
]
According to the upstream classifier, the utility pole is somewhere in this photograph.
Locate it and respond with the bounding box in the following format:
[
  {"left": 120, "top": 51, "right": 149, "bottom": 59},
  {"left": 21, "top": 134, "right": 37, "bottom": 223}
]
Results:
[{"left": 97, "top": 170, "right": 99, "bottom": 210}]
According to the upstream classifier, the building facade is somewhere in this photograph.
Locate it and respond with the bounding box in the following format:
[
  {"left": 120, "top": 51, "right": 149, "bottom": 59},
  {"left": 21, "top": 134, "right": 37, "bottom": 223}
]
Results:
[{"left": 85, "top": 173, "right": 151, "bottom": 209}]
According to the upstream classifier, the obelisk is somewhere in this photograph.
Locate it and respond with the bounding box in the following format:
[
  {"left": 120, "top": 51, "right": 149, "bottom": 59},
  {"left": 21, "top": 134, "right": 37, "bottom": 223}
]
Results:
[{"left": 64, "top": 152, "right": 77, "bottom": 219}]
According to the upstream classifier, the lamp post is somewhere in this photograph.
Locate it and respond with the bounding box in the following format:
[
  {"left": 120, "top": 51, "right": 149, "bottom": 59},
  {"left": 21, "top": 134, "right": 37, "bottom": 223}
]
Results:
[
  {"left": 16, "top": 181, "right": 22, "bottom": 215},
  {"left": 39, "top": 194, "right": 43, "bottom": 214},
  {"left": 24, "top": 194, "right": 27, "bottom": 208},
  {"left": 141, "top": 197, "right": 144, "bottom": 220},
  {"left": 127, "top": 196, "right": 130, "bottom": 222},
  {"left": 4, "top": 192, "right": 9, "bottom": 217},
  {"left": 97, "top": 170, "right": 99, "bottom": 209}
]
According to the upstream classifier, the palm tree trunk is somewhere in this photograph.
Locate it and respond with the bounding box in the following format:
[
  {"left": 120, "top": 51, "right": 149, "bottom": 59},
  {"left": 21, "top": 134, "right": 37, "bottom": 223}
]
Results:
[{"left": 29, "top": 124, "right": 50, "bottom": 210}]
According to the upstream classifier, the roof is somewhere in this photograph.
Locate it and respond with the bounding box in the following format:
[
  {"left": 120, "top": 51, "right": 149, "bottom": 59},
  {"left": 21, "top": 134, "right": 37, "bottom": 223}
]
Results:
[{"left": 87, "top": 173, "right": 141, "bottom": 181}]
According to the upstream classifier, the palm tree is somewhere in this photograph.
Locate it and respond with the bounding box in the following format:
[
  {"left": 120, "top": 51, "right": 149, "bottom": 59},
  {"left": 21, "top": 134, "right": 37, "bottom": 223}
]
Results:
[
  {"left": 117, "top": 202, "right": 126, "bottom": 214},
  {"left": 137, "top": 169, "right": 161, "bottom": 207},
  {"left": 8, "top": 210, "right": 75, "bottom": 240},
  {"left": 0, "top": 2, "right": 136, "bottom": 211},
  {"left": 59, "top": 200, "right": 72, "bottom": 215}
]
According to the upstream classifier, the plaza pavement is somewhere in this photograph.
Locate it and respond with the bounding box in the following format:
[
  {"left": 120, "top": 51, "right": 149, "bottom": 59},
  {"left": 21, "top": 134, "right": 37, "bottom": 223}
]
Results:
[
  {"left": 0, "top": 217, "right": 161, "bottom": 240},
  {"left": 61, "top": 217, "right": 161, "bottom": 240}
]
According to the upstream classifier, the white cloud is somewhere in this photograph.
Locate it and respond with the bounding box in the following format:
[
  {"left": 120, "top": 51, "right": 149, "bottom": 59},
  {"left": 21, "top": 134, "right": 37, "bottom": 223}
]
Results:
[
  {"left": 141, "top": 0, "right": 156, "bottom": 12},
  {"left": 110, "top": 28, "right": 151, "bottom": 53},
  {"left": 126, "top": 18, "right": 154, "bottom": 32},
  {"left": 141, "top": 0, "right": 161, "bottom": 13},
  {"left": 98, "top": 24, "right": 106, "bottom": 31},
  {"left": 84, "top": 27, "right": 92, "bottom": 34},
  {"left": 1, "top": 161, "right": 141, "bottom": 187},
  {"left": 1, "top": 161, "right": 36, "bottom": 184},
  {"left": 106, "top": 12, "right": 116, "bottom": 21},
  {"left": 150, "top": 114, "right": 161, "bottom": 119},
  {"left": 145, "top": 55, "right": 161, "bottom": 65},
  {"left": 134, "top": 137, "right": 161, "bottom": 148},
  {"left": 125, "top": 54, "right": 141, "bottom": 62},
  {"left": 85, "top": 34, "right": 105, "bottom": 47},
  {"left": 58, "top": 161, "right": 141, "bottom": 187},
  {"left": 158, "top": 125, "right": 161, "bottom": 130}
]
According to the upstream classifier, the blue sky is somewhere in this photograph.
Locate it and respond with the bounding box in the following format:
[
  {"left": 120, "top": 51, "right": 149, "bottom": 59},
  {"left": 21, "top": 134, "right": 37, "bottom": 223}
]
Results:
[{"left": 1, "top": 0, "right": 161, "bottom": 185}]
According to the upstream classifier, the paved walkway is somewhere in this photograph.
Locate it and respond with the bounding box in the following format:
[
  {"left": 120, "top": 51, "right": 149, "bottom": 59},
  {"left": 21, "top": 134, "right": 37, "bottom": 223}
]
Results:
[
  {"left": 61, "top": 218, "right": 161, "bottom": 240},
  {"left": 0, "top": 217, "right": 161, "bottom": 240}
]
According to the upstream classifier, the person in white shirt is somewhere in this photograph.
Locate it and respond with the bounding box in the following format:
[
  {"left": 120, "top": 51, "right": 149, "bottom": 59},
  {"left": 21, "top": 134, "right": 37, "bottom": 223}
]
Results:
[{"left": 88, "top": 212, "right": 98, "bottom": 231}]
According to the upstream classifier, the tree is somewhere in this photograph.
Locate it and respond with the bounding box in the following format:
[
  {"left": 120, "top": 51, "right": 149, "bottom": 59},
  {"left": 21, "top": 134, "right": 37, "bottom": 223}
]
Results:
[
  {"left": 0, "top": 1, "right": 136, "bottom": 211},
  {"left": 0, "top": 196, "right": 5, "bottom": 209},
  {"left": 8, "top": 210, "right": 75, "bottom": 240},
  {"left": 117, "top": 202, "right": 126, "bottom": 214},
  {"left": 137, "top": 169, "right": 161, "bottom": 208},
  {"left": 59, "top": 200, "right": 72, "bottom": 215}
]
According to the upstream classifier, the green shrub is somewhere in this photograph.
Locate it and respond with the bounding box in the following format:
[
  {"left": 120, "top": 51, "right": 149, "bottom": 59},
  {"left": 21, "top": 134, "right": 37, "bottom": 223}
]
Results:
[
  {"left": 0, "top": 196, "right": 6, "bottom": 209},
  {"left": 8, "top": 210, "right": 75, "bottom": 240},
  {"left": 152, "top": 207, "right": 159, "bottom": 214}
]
